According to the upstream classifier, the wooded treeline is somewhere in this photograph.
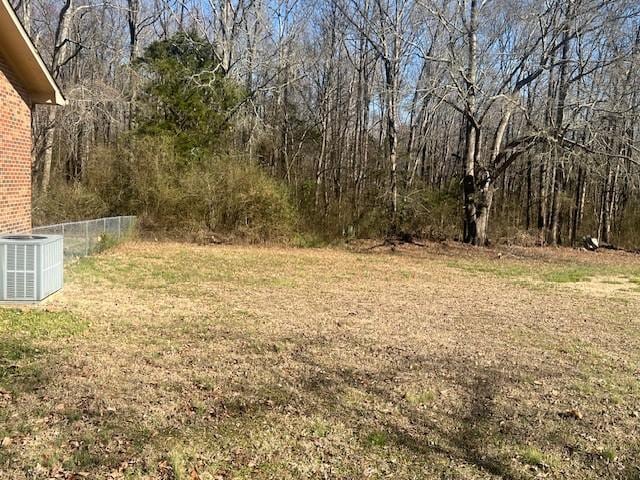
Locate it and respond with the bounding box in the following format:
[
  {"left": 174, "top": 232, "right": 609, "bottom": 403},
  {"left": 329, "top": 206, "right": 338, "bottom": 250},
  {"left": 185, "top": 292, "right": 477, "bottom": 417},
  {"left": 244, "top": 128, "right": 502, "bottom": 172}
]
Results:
[{"left": 14, "top": 0, "right": 640, "bottom": 246}]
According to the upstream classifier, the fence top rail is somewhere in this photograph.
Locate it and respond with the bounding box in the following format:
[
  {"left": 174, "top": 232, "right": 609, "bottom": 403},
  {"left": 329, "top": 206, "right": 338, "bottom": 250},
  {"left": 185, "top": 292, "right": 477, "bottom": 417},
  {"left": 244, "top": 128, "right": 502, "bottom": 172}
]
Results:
[{"left": 33, "top": 216, "right": 137, "bottom": 231}]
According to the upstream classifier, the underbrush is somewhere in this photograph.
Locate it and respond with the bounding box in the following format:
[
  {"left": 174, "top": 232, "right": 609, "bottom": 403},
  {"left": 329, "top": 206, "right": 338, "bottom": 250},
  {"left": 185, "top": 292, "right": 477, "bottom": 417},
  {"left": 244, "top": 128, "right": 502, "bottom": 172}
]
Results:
[
  {"left": 33, "top": 139, "right": 463, "bottom": 245},
  {"left": 34, "top": 137, "right": 300, "bottom": 243},
  {"left": 33, "top": 137, "right": 640, "bottom": 249}
]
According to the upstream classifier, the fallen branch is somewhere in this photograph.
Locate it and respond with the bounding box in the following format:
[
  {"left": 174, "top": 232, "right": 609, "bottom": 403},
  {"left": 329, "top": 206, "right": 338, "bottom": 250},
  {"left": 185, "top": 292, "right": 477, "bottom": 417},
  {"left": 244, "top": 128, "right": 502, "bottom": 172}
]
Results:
[{"left": 365, "top": 233, "right": 426, "bottom": 250}]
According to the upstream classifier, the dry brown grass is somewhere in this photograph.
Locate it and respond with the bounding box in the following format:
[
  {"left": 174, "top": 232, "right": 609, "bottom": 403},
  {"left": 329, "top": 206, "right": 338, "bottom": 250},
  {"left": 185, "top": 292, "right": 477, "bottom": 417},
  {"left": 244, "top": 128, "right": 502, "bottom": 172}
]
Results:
[{"left": 1, "top": 240, "right": 640, "bottom": 479}]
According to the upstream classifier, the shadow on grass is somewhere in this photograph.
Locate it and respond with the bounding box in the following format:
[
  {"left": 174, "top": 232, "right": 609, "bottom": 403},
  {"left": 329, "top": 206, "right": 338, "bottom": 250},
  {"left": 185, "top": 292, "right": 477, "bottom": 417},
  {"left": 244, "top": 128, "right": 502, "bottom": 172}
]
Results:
[
  {"left": 135, "top": 330, "right": 538, "bottom": 478},
  {"left": 454, "top": 373, "right": 522, "bottom": 479},
  {"left": 14, "top": 323, "right": 628, "bottom": 478},
  {"left": 0, "top": 338, "right": 49, "bottom": 394},
  {"left": 281, "top": 334, "right": 547, "bottom": 479},
  {"left": 0, "top": 309, "right": 88, "bottom": 470},
  {"left": 0, "top": 309, "right": 84, "bottom": 394}
]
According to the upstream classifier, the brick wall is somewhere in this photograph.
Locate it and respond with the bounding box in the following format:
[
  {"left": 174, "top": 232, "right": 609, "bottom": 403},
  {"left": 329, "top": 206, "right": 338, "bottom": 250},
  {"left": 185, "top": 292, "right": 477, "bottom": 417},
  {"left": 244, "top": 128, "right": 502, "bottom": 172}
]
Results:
[{"left": 0, "top": 50, "right": 32, "bottom": 234}]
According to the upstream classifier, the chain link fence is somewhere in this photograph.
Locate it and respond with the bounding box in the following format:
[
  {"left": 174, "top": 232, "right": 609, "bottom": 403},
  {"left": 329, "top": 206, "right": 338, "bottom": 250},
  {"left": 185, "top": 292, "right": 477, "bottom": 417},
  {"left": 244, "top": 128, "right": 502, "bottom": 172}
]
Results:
[{"left": 33, "top": 216, "right": 137, "bottom": 261}]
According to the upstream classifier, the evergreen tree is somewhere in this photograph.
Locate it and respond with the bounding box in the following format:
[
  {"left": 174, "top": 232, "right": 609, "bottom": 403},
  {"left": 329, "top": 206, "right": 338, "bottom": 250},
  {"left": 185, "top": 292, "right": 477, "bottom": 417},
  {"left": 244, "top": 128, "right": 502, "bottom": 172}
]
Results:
[{"left": 135, "top": 32, "right": 243, "bottom": 155}]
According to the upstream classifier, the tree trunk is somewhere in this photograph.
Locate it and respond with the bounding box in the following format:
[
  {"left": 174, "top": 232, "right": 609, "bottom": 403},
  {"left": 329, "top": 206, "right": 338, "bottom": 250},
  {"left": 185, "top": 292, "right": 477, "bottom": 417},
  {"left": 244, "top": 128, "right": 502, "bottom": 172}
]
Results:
[
  {"left": 604, "top": 160, "right": 620, "bottom": 243},
  {"left": 40, "top": 109, "right": 57, "bottom": 193},
  {"left": 383, "top": 60, "right": 399, "bottom": 228},
  {"left": 127, "top": 0, "right": 140, "bottom": 129},
  {"left": 570, "top": 165, "right": 584, "bottom": 245},
  {"left": 316, "top": 111, "right": 329, "bottom": 210},
  {"left": 475, "top": 180, "right": 494, "bottom": 246},
  {"left": 462, "top": 0, "right": 479, "bottom": 244},
  {"left": 525, "top": 159, "right": 532, "bottom": 230},
  {"left": 549, "top": 154, "right": 562, "bottom": 245},
  {"left": 548, "top": 6, "right": 571, "bottom": 246},
  {"left": 463, "top": 120, "right": 477, "bottom": 244}
]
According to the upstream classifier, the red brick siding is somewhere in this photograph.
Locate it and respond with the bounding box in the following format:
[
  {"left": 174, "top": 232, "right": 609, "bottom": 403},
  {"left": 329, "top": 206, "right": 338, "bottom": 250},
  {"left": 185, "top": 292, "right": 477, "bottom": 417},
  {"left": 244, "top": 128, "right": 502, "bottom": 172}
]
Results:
[{"left": 0, "top": 50, "right": 32, "bottom": 233}]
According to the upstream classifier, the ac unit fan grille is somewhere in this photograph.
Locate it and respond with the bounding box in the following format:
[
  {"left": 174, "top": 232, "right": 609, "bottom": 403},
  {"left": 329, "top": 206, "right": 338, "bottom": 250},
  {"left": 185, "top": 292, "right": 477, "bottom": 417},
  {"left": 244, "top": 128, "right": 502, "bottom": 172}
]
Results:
[{"left": 6, "top": 244, "right": 36, "bottom": 300}]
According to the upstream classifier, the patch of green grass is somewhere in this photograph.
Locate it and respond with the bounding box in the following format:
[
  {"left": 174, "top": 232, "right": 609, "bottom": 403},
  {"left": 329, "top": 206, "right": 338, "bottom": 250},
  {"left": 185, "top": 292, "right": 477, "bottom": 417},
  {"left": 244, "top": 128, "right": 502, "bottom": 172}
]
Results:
[
  {"left": 69, "top": 250, "right": 301, "bottom": 293},
  {"left": 0, "top": 308, "right": 85, "bottom": 340},
  {"left": 96, "top": 233, "right": 120, "bottom": 253},
  {"left": 405, "top": 389, "right": 436, "bottom": 406},
  {"left": 61, "top": 407, "right": 83, "bottom": 423},
  {"left": 310, "top": 419, "right": 331, "bottom": 438},
  {"left": 366, "top": 430, "right": 388, "bottom": 447},
  {"left": 570, "top": 379, "right": 596, "bottom": 396},
  {"left": 601, "top": 447, "right": 616, "bottom": 462},
  {"left": 608, "top": 394, "right": 622, "bottom": 405},
  {"left": 542, "top": 267, "right": 594, "bottom": 283},
  {"left": 0, "top": 308, "right": 85, "bottom": 391},
  {"left": 71, "top": 255, "right": 212, "bottom": 290},
  {"left": 63, "top": 443, "right": 103, "bottom": 471},
  {"left": 520, "top": 447, "right": 548, "bottom": 467},
  {"left": 447, "top": 257, "right": 640, "bottom": 290},
  {"left": 627, "top": 277, "right": 640, "bottom": 293},
  {"left": 192, "top": 374, "right": 216, "bottom": 391},
  {"left": 190, "top": 399, "right": 208, "bottom": 416},
  {"left": 168, "top": 448, "right": 188, "bottom": 480},
  {"left": 451, "top": 259, "right": 595, "bottom": 283},
  {"left": 399, "top": 270, "right": 414, "bottom": 279},
  {"left": 510, "top": 278, "right": 550, "bottom": 292}
]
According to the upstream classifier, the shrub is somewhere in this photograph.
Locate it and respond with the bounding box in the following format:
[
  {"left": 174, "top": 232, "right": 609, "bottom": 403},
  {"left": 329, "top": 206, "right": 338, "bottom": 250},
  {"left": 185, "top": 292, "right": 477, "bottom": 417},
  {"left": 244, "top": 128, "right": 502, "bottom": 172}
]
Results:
[
  {"left": 177, "top": 154, "right": 299, "bottom": 241},
  {"left": 39, "top": 136, "right": 299, "bottom": 242},
  {"left": 396, "top": 182, "right": 459, "bottom": 240},
  {"left": 32, "top": 181, "right": 110, "bottom": 226}
]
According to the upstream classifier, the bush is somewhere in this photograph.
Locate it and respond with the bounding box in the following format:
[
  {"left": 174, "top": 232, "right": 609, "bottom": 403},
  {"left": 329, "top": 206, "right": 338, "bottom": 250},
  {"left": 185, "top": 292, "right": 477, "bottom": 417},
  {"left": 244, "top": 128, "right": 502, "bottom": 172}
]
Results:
[
  {"left": 32, "top": 181, "right": 110, "bottom": 226},
  {"left": 177, "top": 154, "right": 298, "bottom": 241},
  {"left": 38, "top": 136, "right": 299, "bottom": 242},
  {"left": 396, "top": 182, "right": 459, "bottom": 240}
]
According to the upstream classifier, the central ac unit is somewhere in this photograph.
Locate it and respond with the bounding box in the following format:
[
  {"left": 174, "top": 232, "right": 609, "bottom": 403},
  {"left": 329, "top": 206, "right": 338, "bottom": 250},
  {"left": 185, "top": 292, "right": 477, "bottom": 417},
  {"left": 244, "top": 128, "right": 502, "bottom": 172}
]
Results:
[{"left": 0, "top": 234, "right": 63, "bottom": 302}]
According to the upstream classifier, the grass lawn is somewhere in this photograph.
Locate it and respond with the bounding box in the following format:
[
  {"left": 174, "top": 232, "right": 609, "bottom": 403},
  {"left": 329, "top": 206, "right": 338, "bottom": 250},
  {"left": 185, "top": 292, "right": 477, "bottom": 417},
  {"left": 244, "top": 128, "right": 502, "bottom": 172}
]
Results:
[{"left": 1, "top": 241, "right": 640, "bottom": 479}]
